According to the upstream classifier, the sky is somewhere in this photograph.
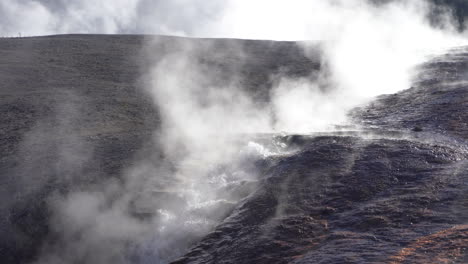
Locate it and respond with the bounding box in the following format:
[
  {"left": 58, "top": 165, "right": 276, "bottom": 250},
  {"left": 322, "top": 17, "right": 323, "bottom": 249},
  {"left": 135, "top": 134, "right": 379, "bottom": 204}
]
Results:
[
  {"left": 0, "top": 0, "right": 463, "bottom": 40},
  {"left": 0, "top": 0, "right": 226, "bottom": 37}
]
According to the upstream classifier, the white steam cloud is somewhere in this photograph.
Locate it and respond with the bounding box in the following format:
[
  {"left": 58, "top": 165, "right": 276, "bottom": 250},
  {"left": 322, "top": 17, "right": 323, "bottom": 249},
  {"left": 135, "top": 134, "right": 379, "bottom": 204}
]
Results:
[
  {"left": 9, "top": 0, "right": 468, "bottom": 264},
  {"left": 137, "top": 1, "right": 467, "bottom": 262},
  {"left": 269, "top": 0, "right": 466, "bottom": 132},
  {"left": 0, "top": 0, "right": 225, "bottom": 36}
]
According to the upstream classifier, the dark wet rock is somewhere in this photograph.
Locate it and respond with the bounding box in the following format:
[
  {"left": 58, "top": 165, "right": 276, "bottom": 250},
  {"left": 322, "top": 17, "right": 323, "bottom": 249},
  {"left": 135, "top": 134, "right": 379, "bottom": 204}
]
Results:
[
  {"left": 388, "top": 225, "right": 468, "bottom": 264},
  {"left": 173, "top": 136, "right": 468, "bottom": 264},
  {"left": 352, "top": 47, "right": 468, "bottom": 143},
  {"left": 0, "top": 35, "right": 318, "bottom": 264},
  {"left": 1, "top": 35, "right": 468, "bottom": 263},
  {"left": 173, "top": 48, "right": 468, "bottom": 263}
]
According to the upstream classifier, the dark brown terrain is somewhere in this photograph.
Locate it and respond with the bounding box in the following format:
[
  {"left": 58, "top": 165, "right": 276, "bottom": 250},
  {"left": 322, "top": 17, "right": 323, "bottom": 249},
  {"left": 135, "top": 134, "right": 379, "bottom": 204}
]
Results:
[
  {"left": 0, "top": 35, "right": 467, "bottom": 263},
  {"left": 173, "top": 47, "right": 468, "bottom": 264}
]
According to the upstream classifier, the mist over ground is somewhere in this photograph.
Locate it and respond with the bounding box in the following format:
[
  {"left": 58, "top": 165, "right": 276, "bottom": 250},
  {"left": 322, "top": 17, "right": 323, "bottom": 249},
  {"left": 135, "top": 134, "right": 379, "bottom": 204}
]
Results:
[{"left": 1, "top": 0, "right": 468, "bottom": 264}]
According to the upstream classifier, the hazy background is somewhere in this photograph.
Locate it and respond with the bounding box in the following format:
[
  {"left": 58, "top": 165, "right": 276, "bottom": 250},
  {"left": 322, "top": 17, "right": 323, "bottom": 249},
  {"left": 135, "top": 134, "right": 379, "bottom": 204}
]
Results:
[{"left": 1, "top": 0, "right": 467, "bottom": 38}]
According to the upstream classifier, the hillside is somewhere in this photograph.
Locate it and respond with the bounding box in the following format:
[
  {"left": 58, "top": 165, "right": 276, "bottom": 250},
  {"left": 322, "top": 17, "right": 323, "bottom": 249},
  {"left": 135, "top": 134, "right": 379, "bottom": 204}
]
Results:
[
  {"left": 0, "top": 35, "right": 467, "bottom": 263},
  {"left": 0, "top": 35, "right": 317, "bottom": 263}
]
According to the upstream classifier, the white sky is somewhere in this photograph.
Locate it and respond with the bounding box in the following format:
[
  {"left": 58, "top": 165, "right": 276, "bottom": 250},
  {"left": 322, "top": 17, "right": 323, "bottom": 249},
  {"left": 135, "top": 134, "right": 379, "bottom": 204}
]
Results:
[{"left": 0, "top": 0, "right": 462, "bottom": 40}]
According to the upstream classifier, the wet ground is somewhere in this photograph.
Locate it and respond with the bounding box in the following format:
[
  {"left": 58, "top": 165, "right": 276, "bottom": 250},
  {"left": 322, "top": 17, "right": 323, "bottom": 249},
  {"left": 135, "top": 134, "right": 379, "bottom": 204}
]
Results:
[
  {"left": 0, "top": 35, "right": 467, "bottom": 263},
  {"left": 0, "top": 35, "right": 317, "bottom": 263},
  {"left": 173, "top": 48, "right": 468, "bottom": 263}
]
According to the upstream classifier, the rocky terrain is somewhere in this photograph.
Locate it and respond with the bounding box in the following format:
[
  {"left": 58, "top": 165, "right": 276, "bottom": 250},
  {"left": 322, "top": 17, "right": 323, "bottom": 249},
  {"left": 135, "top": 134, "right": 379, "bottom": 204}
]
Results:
[
  {"left": 0, "top": 35, "right": 317, "bottom": 263},
  {"left": 0, "top": 35, "right": 467, "bottom": 263},
  {"left": 173, "top": 47, "right": 468, "bottom": 263}
]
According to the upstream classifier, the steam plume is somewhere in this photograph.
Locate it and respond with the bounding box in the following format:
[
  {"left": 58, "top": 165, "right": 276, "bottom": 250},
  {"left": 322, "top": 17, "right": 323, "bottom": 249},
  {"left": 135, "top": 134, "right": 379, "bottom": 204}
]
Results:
[{"left": 7, "top": 1, "right": 467, "bottom": 264}]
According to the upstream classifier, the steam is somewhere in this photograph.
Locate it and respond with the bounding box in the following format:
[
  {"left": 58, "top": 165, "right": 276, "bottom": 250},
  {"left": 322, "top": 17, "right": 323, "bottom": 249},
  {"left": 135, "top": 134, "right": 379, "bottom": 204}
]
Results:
[
  {"left": 269, "top": 0, "right": 466, "bottom": 132},
  {"left": 139, "top": 41, "right": 278, "bottom": 262},
  {"left": 140, "top": 0, "right": 466, "bottom": 133},
  {"left": 137, "top": 1, "right": 467, "bottom": 262},
  {"left": 7, "top": 0, "right": 468, "bottom": 264}
]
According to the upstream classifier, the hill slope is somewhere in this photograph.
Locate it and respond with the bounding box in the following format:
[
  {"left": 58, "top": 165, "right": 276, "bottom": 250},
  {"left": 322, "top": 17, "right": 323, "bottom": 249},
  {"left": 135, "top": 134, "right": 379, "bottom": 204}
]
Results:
[
  {"left": 0, "top": 35, "right": 467, "bottom": 263},
  {"left": 0, "top": 35, "right": 317, "bottom": 263}
]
